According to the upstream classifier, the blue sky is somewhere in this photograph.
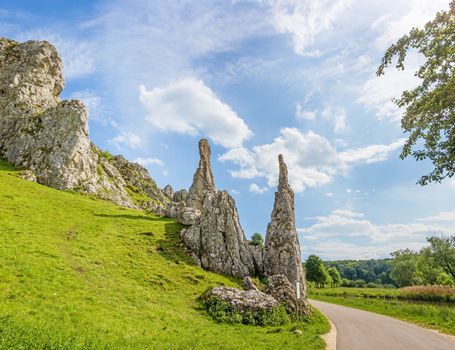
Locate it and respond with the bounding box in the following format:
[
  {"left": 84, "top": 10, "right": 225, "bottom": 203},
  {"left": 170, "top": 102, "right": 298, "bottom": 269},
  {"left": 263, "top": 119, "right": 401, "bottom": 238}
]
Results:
[{"left": 2, "top": 0, "right": 454, "bottom": 260}]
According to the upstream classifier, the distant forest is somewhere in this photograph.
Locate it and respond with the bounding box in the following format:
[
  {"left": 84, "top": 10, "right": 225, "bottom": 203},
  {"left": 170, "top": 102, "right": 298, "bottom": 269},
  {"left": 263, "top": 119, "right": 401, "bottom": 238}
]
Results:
[{"left": 324, "top": 259, "right": 394, "bottom": 287}]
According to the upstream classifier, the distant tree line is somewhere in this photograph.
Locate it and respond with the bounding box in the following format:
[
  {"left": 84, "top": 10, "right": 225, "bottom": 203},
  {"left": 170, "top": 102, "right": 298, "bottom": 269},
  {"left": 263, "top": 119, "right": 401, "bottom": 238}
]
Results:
[{"left": 304, "top": 235, "right": 455, "bottom": 288}]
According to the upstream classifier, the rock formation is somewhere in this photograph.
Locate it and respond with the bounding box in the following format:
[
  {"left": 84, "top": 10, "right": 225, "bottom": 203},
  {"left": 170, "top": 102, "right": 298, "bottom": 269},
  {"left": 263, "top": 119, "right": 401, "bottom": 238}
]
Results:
[
  {"left": 171, "top": 139, "right": 256, "bottom": 277},
  {"left": 263, "top": 154, "right": 309, "bottom": 312},
  {"left": 186, "top": 139, "right": 215, "bottom": 210},
  {"left": 203, "top": 286, "right": 279, "bottom": 315},
  {"left": 0, "top": 37, "right": 168, "bottom": 212}
]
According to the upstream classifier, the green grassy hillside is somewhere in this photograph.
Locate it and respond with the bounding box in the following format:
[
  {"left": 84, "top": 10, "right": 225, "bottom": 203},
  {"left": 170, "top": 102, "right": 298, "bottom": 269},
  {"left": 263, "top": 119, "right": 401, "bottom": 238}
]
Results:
[{"left": 0, "top": 159, "right": 328, "bottom": 349}]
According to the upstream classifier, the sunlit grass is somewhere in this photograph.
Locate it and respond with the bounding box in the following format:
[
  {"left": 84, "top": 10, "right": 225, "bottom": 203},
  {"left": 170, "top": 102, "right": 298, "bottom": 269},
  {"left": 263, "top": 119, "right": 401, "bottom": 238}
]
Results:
[{"left": 0, "top": 158, "right": 328, "bottom": 349}]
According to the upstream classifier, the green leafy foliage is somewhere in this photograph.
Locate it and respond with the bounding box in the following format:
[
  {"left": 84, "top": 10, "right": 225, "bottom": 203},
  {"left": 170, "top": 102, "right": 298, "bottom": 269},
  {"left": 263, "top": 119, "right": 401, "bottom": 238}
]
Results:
[
  {"left": 249, "top": 232, "right": 264, "bottom": 246},
  {"left": 305, "top": 255, "right": 331, "bottom": 288},
  {"left": 324, "top": 259, "right": 393, "bottom": 286},
  {"left": 377, "top": 2, "right": 455, "bottom": 185},
  {"left": 326, "top": 267, "right": 341, "bottom": 287},
  {"left": 201, "top": 296, "right": 290, "bottom": 326}
]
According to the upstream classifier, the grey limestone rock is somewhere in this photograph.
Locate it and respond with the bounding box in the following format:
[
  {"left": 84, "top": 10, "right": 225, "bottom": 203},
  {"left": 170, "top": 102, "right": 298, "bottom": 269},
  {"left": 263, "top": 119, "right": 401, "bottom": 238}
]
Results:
[
  {"left": 181, "top": 190, "right": 254, "bottom": 277},
  {"left": 243, "top": 276, "right": 259, "bottom": 291},
  {"left": 163, "top": 184, "right": 174, "bottom": 199},
  {"left": 186, "top": 139, "right": 215, "bottom": 210},
  {"left": 178, "top": 139, "right": 255, "bottom": 277},
  {"left": 204, "top": 286, "right": 279, "bottom": 314},
  {"left": 0, "top": 37, "right": 167, "bottom": 212},
  {"left": 263, "top": 155, "right": 308, "bottom": 303},
  {"left": 172, "top": 189, "right": 188, "bottom": 203},
  {"left": 265, "top": 274, "right": 310, "bottom": 315}
]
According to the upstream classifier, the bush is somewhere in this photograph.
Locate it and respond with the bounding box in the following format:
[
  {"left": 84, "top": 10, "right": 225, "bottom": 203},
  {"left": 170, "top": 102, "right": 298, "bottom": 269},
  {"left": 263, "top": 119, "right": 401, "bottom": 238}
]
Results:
[
  {"left": 250, "top": 233, "right": 264, "bottom": 246},
  {"left": 201, "top": 296, "right": 290, "bottom": 326}
]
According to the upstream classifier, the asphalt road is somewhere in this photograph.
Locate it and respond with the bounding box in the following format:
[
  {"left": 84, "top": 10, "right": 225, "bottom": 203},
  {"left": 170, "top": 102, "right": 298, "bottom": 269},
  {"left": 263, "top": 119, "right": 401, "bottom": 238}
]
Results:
[{"left": 310, "top": 299, "right": 455, "bottom": 350}]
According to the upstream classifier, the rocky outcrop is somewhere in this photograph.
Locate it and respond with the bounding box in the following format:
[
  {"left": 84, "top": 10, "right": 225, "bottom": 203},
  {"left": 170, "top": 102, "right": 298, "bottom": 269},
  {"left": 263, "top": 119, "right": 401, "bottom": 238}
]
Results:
[
  {"left": 181, "top": 190, "right": 254, "bottom": 277},
  {"left": 263, "top": 155, "right": 308, "bottom": 308},
  {"left": 170, "top": 139, "right": 255, "bottom": 277},
  {"left": 0, "top": 37, "right": 167, "bottom": 212},
  {"left": 163, "top": 185, "right": 174, "bottom": 199}
]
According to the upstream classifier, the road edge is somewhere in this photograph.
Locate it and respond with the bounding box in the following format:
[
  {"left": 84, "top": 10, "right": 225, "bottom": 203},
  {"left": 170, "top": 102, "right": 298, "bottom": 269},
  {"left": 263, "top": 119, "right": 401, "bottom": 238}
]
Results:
[{"left": 313, "top": 301, "right": 337, "bottom": 350}]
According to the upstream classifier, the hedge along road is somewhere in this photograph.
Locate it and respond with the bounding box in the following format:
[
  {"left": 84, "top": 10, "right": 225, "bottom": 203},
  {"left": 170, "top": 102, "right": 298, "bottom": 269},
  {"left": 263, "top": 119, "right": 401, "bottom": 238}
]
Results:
[{"left": 310, "top": 299, "right": 455, "bottom": 350}]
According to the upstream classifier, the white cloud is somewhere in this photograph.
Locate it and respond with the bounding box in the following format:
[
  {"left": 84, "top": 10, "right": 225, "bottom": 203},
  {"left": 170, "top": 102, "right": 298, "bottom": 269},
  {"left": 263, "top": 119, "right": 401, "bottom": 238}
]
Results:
[
  {"left": 325, "top": 192, "right": 334, "bottom": 197},
  {"left": 270, "top": 0, "right": 353, "bottom": 56},
  {"left": 139, "top": 78, "right": 252, "bottom": 148},
  {"left": 300, "top": 209, "right": 455, "bottom": 259},
  {"left": 321, "top": 105, "right": 348, "bottom": 133},
  {"left": 302, "top": 209, "right": 454, "bottom": 242},
  {"left": 108, "top": 132, "right": 142, "bottom": 149},
  {"left": 357, "top": 54, "right": 422, "bottom": 122},
  {"left": 249, "top": 183, "right": 268, "bottom": 194},
  {"left": 339, "top": 138, "right": 405, "bottom": 164},
  {"left": 372, "top": 0, "right": 448, "bottom": 49},
  {"left": 134, "top": 157, "right": 163, "bottom": 166},
  {"left": 417, "top": 211, "right": 455, "bottom": 223},
  {"left": 70, "top": 90, "right": 107, "bottom": 124},
  {"left": 295, "top": 102, "right": 316, "bottom": 121},
  {"left": 220, "top": 128, "right": 403, "bottom": 192}
]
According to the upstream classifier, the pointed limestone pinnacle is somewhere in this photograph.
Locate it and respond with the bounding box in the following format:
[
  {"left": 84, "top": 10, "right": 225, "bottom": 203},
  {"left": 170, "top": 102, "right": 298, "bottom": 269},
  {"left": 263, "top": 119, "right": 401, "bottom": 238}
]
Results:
[
  {"left": 187, "top": 139, "right": 216, "bottom": 210},
  {"left": 278, "top": 154, "right": 289, "bottom": 190},
  {"left": 264, "top": 154, "right": 306, "bottom": 298}
]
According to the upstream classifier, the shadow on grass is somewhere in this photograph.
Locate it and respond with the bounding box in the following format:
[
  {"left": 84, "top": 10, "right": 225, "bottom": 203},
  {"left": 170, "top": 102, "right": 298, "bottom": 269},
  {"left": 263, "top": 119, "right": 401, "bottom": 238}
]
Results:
[
  {"left": 157, "top": 223, "right": 242, "bottom": 286},
  {"left": 155, "top": 222, "right": 195, "bottom": 265}
]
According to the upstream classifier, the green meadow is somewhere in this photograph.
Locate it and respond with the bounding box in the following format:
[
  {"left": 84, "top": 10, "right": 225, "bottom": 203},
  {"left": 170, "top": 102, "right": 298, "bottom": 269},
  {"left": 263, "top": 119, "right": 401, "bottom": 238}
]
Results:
[{"left": 0, "top": 159, "right": 328, "bottom": 349}]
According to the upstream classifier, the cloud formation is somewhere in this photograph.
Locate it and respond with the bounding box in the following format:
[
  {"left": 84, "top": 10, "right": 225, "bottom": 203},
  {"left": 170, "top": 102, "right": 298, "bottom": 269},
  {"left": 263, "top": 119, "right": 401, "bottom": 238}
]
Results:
[
  {"left": 139, "top": 79, "right": 252, "bottom": 148},
  {"left": 220, "top": 128, "right": 403, "bottom": 192},
  {"left": 270, "top": 0, "right": 353, "bottom": 56},
  {"left": 300, "top": 209, "right": 455, "bottom": 259}
]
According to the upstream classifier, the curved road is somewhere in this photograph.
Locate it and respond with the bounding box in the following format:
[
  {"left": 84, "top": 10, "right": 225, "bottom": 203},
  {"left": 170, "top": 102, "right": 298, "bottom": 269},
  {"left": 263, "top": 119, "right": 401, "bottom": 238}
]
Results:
[{"left": 310, "top": 299, "right": 455, "bottom": 350}]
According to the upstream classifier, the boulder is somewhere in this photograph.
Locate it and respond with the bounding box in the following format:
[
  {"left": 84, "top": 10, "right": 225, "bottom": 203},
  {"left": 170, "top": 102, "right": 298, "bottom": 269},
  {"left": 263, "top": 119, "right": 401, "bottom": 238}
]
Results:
[{"left": 204, "top": 286, "right": 278, "bottom": 314}]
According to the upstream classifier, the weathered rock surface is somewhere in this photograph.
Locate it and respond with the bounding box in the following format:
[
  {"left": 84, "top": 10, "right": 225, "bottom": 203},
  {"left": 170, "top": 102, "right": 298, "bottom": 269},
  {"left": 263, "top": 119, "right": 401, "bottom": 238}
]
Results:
[
  {"left": 173, "top": 139, "right": 255, "bottom": 277},
  {"left": 167, "top": 201, "right": 201, "bottom": 226},
  {"left": 163, "top": 185, "right": 174, "bottom": 199},
  {"left": 263, "top": 155, "right": 308, "bottom": 307},
  {"left": 0, "top": 37, "right": 167, "bottom": 212},
  {"left": 186, "top": 139, "right": 215, "bottom": 210},
  {"left": 243, "top": 276, "right": 259, "bottom": 291},
  {"left": 172, "top": 189, "right": 188, "bottom": 203},
  {"left": 181, "top": 190, "right": 254, "bottom": 276},
  {"left": 204, "top": 286, "right": 279, "bottom": 313},
  {"left": 265, "top": 274, "right": 310, "bottom": 315}
]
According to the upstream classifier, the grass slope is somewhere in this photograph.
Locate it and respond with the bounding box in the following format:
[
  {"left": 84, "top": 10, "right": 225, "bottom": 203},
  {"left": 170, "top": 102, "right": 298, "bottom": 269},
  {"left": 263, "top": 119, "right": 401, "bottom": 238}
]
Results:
[
  {"left": 0, "top": 159, "right": 328, "bottom": 349},
  {"left": 309, "top": 287, "right": 455, "bottom": 335}
]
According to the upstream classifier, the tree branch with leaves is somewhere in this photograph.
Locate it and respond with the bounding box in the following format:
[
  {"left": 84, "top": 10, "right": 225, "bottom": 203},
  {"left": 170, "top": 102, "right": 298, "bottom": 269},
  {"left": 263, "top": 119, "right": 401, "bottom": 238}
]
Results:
[{"left": 377, "top": 1, "right": 455, "bottom": 185}]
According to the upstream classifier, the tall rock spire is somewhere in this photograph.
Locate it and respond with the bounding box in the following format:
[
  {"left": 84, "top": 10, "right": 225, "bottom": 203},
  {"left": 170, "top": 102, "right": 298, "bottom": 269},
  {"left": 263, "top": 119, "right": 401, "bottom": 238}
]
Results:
[
  {"left": 264, "top": 154, "right": 306, "bottom": 295},
  {"left": 180, "top": 138, "right": 255, "bottom": 277},
  {"left": 187, "top": 139, "right": 215, "bottom": 210}
]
